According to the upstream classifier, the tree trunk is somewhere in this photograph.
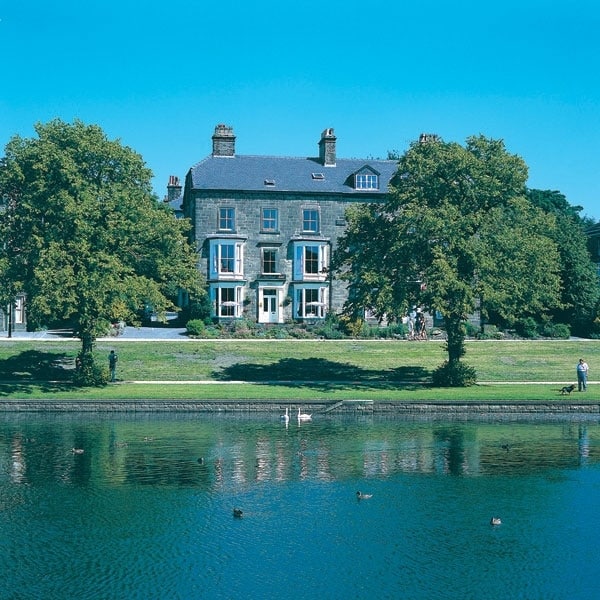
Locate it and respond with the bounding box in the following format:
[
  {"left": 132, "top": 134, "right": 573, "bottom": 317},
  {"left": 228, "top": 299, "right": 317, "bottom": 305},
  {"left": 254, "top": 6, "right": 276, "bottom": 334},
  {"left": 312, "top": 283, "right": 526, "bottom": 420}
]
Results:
[
  {"left": 74, "top": 323, "right": 106, "bottom": 386},
  {"left": 444, "top": 315, "right": 465, "bottom": 365},
  {"left": 81, "top": 330, "right": 94, "bottom": 358}
]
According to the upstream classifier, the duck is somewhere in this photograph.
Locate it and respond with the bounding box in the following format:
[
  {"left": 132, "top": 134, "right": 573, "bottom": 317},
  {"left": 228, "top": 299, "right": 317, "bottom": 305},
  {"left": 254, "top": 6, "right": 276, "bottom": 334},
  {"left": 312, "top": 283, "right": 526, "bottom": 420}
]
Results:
[
  {"left": 280, "top": 407, "right": 290, "bottom": 423},
  {"left": 297, "top": 407, "right": 312, "bottom": 421},
  {"left": 71, "top": 448, "right": 84, "bottom": 454},
  {"left": 356, "top": 491, "right": 372, "bottom": 500},
  {"left": 233, "top": 508, "right": 243, "bottom": 518},
  {"left": 490, "top": 517, "right": 502, "bottom": 526}
]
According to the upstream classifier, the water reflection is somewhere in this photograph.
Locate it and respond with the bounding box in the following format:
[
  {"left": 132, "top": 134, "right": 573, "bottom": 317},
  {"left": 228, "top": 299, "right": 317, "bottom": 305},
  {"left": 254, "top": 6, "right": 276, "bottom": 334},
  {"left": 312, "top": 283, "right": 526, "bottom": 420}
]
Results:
[
  {"left": 1, "top": 414, "right": 599, "bottom": 489},
  {"left": 2, "top": 413, "right": 600, "bottom": 600}
]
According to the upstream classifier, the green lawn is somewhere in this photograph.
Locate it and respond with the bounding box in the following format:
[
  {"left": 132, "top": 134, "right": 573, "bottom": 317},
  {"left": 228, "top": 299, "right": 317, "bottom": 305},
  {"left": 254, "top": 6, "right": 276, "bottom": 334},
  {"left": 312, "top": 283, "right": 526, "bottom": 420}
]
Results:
[{"left": 0, "top": 338, "right": 597, "bottom": 402}]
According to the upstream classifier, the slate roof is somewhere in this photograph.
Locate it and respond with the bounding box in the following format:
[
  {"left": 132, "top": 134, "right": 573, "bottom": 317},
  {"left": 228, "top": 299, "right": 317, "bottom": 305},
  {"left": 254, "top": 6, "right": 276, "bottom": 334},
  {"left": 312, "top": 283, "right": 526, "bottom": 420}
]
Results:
[{"left": 188, "top": 155, "right": 398, "bottom": 196}]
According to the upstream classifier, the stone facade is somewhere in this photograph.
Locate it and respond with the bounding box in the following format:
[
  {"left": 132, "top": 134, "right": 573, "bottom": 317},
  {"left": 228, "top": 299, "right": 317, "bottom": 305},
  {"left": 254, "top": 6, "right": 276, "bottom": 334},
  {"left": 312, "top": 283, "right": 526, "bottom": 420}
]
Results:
[{"left": 181, "top": 125, "right": 398, "bottom": 324}]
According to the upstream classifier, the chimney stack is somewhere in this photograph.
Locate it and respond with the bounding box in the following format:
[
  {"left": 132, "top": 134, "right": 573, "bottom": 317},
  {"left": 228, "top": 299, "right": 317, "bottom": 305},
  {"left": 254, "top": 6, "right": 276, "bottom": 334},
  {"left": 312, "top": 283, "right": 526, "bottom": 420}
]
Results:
[
  {"left": 166, "top": 175, "right": 182, "bottom": 204},
  {"left": 212, "top": 124, "right": 236, "bottom": 157},
  {"left": 318, "top": 127, "right": 336, "bottom": 166}
]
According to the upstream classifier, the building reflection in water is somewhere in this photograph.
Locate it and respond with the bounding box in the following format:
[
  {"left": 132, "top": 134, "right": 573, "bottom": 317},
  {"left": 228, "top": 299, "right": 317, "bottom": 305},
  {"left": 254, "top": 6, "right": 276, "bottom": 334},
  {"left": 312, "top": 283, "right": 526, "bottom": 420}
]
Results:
[{"left": 1, "top": 416, "right": 599, "bottom": 489}]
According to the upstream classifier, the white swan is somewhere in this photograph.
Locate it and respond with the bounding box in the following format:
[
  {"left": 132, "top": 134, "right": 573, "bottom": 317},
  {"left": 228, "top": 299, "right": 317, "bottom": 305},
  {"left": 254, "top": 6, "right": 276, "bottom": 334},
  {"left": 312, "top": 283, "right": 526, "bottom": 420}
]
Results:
[
  {"left": 297, "top": 407, "right": 312, "bottom": 421},
  {"left": 356, "top": 491, "right": 372, "bottom": 500},
  {"left": 280, "top": 407, "right": 290, "bottom": 423}
]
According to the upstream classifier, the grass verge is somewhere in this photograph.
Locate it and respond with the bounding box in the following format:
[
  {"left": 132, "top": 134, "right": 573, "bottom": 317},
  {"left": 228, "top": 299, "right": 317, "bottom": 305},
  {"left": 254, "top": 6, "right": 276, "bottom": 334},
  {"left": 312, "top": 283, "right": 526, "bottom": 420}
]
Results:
[{"left": 0, "top": 338, "right": 597, "bottom": 402}]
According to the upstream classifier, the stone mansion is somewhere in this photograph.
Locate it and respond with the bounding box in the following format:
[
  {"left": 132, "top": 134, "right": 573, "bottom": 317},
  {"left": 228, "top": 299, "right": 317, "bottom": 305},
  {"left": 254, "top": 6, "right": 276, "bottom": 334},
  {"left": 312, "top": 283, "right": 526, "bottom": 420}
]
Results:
[{"left": 176, "top": 124, "right": 399, "bottom": 324}]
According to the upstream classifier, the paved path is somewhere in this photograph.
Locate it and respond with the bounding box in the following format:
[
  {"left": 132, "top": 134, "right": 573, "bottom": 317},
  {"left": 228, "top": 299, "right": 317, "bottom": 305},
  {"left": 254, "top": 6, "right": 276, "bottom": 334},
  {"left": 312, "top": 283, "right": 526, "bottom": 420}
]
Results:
[{"left": 2, "top": 327, "right": 189, "bottom": 341}]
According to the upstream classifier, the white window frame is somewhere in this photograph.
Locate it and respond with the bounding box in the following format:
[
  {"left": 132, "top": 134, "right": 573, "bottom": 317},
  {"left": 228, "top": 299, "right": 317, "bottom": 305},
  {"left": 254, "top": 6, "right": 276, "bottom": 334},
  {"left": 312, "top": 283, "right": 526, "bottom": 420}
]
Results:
[
  {"left": 211, "top": 285, "right": 244, "bottom": 318},
  {"left": 14, "top": 296, "right": 25, "bottom": 324},
  {"left": 293, "top": 241, "right": 329, "bottom": 281},
  {"left": 302, "top": 208, "right": 320, "bottom": 233},
  {"left": 295, "top": 285, "right": 328, "bottom": 319},
  {"left": 355, "top": 173, "right": 378, "bottom": 190},
  {"left": 261, "top": 248, "right": 278, "bottom": 275},
  {"left": 218, "top": 207, "right": 235, "bottom": 231},
  {"left": 261, "top": 208, "right": 278, "bottom": 232},
  {"left": 210, "top": 239, "right": 244, "bottom": 278}
]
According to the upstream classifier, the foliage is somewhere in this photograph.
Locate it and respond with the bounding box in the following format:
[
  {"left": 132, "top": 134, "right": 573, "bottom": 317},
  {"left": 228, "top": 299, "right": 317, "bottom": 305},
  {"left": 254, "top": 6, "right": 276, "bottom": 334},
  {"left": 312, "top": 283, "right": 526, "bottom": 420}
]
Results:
[
  {"left": 540, "top": 322, "right": 570, "bottom": 339},
  {"left": 0, "top": 120, "right": 206, "bottom": 383},
  {"left": 186, "top": 319, "right": 206, "bottom": 337},
  {"left": 73, "top": 351, "right": 108, "bottom": 386},
  {"left": 334, "top": 135, "right": 563, "bottom": 385},
  {"left": 432, "top": 360, "right": 477, "bottom": 387},
  {"left": 312, "top": 314, "right": 345, "bottom": 339},
  {"left": 527, "top": 189, "right": 600, "bottom": 336},
  {"left": 514, "top": 317, "right": 539, "bottom": 338}
]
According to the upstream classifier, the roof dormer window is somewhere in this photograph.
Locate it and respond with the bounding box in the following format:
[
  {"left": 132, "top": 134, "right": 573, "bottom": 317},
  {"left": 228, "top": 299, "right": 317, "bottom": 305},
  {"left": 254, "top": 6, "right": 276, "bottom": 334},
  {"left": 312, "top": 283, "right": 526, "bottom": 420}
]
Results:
[{"left": 355, "top": 173, "right": 379, "bottom": 190}]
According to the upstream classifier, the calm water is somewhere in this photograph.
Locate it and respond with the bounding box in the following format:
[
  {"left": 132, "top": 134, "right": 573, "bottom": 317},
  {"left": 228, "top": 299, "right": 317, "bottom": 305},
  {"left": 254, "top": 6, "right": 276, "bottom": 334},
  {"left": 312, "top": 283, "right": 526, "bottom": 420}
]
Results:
[{"left": 1, "top": 412, "right": 600, "bottom": 600}]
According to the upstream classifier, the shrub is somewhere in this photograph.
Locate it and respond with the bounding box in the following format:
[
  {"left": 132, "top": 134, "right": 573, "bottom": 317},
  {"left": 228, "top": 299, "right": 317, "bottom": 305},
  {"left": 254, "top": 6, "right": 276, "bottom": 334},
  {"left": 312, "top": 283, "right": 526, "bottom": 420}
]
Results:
[
  {"left": 476, "top": 325, "right": 505, "bottom": 340},
  {"left": 464, "top": 321, "right": 480, "bottom": 338},
  {"left": 73, "top": 353, "right": 108, "bottom": 386},
  {"left": 314, "top": 314, "right": 345, "bottom": 339},
  {"left": 186, "top": 319, "right": 206, "bottom": 337},
  {"left": 431, "top": 360, "right": 477, "bottom": 387},
  {"left": 540, "top": 322, "right": 571, "bottom": 339},
  {"left": 338, "top": 315, "right": 365, "bottom": 337},
  {"left": 375, "top": 323, "right": 407, "bottom": 339},
  {"left": 515, "top": 317, "right": 538, "bottom": 338}
]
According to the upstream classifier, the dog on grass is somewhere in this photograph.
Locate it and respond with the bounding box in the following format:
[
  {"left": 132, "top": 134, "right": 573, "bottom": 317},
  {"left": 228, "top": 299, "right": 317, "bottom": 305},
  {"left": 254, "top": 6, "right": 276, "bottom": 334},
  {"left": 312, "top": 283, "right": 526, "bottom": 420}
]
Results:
[{"left": 560, "top": 384, "right": 576, "bottom": 395}]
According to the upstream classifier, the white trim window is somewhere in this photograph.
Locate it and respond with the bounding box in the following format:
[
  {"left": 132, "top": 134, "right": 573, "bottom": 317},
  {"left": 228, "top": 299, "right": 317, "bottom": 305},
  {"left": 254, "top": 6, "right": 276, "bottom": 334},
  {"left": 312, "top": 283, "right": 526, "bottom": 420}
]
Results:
[
  {"left": 14, "top": 296, "right": 25, "bottom": 324},
  {"left": 212, "top": 285, "right": 244, "bottom": 318},
  {"left": 293, "top": 242, "right": 329, "bottom": 281},
  {"left": 295, "top": 285, "right": 328, "bottom": 319},
  {"left": 355, "top": 173, "right": 378, "bottom": 190},
  {"left": 262, "top": 248, "right": 278, "bottom": 275},
  {"left": 218, "top": 207, "right": 235, "bottom": 231},
  {"left": 210, "top": 239, "right": 244, "bottom": 278},
  {"left": 302, "top": 208, "right": 319, "bottom": 233},
  {"left": 261, "top": 208, "right": 278, "bottom": 232}
]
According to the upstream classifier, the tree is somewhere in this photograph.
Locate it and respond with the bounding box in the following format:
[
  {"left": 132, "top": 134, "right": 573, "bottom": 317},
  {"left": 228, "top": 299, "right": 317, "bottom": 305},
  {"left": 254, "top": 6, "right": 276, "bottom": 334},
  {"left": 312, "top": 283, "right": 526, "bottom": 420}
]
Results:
[
  {"left": 0, "top": 119, "right": 206, "bottom": 383},
  {"left": 334, "top": 135, "right": 563, "bottom": 385},
  {"left": 526, "top": 189, "right": 600, "bottom": 335}
]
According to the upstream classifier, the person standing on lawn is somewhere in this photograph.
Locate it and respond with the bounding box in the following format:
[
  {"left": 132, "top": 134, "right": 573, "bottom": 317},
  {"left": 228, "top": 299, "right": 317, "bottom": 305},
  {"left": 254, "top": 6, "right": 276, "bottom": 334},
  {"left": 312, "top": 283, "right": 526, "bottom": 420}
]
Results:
[
  {"left": 577, "top": 358, "right": 589, "bottom": 391},
  {"left": 109, "top": 350, "right": 118, "bottom": 382}
]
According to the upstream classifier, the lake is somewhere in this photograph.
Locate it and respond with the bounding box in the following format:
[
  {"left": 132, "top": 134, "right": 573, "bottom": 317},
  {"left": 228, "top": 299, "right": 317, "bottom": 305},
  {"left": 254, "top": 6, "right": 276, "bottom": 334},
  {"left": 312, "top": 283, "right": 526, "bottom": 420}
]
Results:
[{"left": 1, "top": 411, "right": 599, "bottom": 599}]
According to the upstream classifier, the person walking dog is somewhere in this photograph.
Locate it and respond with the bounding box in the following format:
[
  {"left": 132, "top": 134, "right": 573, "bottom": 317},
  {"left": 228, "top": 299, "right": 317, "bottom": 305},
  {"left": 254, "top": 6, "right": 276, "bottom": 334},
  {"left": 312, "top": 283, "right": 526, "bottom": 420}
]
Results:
[{"left": 577, "top": 358, "right": 589, "bottom": 392}]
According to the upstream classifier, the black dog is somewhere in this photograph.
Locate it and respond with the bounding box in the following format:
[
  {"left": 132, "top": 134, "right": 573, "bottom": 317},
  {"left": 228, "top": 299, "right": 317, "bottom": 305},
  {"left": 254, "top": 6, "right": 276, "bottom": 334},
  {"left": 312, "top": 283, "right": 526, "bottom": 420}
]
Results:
[{"left": 560, "top": 384, "right": 576, "bottom": 395}]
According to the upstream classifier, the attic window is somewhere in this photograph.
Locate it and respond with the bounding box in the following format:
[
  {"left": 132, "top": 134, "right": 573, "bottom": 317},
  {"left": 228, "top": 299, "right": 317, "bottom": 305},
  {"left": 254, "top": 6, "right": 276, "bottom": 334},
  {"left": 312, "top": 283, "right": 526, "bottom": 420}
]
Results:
[
  {"left": 264, "top": 179, "right": 276, "bottom": 186},
  {"left": 311, "top": 173, "right": 325, "bottom": 180},
  {"left": 355, "top": 173, "right": 378, "bottom": 190}
]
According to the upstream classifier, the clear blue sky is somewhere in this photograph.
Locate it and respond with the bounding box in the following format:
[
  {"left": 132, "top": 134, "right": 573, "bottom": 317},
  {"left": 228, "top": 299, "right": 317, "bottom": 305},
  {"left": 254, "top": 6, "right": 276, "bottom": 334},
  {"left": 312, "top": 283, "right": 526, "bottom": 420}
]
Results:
[{"left": 2, "top": 0, "right": 599, "bottom": 219}]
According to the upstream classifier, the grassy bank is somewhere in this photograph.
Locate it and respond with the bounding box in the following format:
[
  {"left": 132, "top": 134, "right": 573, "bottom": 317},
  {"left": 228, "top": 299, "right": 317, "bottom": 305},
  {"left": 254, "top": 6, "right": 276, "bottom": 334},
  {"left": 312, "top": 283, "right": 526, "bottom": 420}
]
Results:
[{"left": 0, "top": 338, "right": 598, "bottom": 402}]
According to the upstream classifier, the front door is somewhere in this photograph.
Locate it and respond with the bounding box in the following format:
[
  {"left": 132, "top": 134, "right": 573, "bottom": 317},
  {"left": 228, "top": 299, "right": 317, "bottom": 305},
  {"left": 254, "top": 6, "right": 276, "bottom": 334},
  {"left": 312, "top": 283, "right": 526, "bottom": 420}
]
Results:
[{"left": 259, "top": 288, "right": 280, "bottom": 324}]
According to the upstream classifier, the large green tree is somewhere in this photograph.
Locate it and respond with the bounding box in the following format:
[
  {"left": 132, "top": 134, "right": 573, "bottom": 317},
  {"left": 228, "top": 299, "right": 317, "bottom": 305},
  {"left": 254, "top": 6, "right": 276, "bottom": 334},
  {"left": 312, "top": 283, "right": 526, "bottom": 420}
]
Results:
[
  {"left": 526, "top": 189, "right": 599, "bottom": 335},
  {"left": 334, "top": 135, "right": 563, "bottom": 385},
  {"left": 0, "top": 119, "right": 206, "bottom": 382}
]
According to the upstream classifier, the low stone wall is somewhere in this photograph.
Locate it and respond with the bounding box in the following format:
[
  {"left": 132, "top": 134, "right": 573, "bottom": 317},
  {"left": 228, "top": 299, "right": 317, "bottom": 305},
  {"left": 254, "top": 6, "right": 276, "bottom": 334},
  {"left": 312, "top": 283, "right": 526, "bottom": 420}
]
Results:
[{"left": 0, "top": 400, "right": 599, "bottom": 414}]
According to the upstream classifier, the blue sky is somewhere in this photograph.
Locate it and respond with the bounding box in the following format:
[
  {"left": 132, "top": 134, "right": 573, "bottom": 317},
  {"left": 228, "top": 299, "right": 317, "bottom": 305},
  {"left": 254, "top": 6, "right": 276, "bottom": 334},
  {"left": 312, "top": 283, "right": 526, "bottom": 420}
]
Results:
[{"left": 2, "top": 0, "right": 599, "bottom": 219}]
